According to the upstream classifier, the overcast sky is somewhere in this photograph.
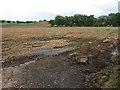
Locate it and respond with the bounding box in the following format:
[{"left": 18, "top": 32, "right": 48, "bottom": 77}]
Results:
[{"left": 0, "top": 0, "right": 119, "bottom": 21}]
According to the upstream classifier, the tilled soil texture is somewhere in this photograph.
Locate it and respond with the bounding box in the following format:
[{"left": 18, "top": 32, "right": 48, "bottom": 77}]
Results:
[
  {"left": 2, "top": 27, "right": 118, "bottom": 63},
  {"left": 2, "top": 27, "right": 119, "bottom": 88},
  {"left": 2, "top": 37, "right": 119, "bottom": 88}
]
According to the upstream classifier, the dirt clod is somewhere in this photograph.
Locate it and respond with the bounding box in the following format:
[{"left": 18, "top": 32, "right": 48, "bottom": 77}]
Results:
[{"left": 103, "top": 39, "right": 111, "bottom": 43}]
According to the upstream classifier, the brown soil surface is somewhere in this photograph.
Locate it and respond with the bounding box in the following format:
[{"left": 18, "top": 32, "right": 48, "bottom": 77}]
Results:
[{"left": 2, "top": 27, "right": 119, "bottom": 88}]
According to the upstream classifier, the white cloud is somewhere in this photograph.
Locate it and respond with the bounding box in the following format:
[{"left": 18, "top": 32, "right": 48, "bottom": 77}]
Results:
[{"left": 0, "top": 0, "right": 119, "bottom": 21}]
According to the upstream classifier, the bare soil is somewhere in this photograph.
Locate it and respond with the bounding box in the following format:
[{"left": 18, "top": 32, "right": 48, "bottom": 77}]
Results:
[{"left": 2, "top": 26, "right": 119, "bottom": 88}]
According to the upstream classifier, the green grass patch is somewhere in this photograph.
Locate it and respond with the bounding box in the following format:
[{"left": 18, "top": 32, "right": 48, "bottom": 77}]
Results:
[
  {"left": 104, "top": 67, "right": 120, "bottom": 88},
  {"left": 69, "top": 41, "right": 81, "bottom": 47}
]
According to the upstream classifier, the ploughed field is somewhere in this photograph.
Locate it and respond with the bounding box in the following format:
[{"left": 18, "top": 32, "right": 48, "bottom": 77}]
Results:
[{"left": 2, "top": 26, "right": 120, "bottom": 88}]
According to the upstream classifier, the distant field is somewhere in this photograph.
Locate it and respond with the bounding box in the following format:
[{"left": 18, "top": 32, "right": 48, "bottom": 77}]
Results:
[
  {"left": 2, "top": 26, "right": 118, "bottom": 62},
  {"left": 2, "top": 21, "right": 50, "bottom": 28}
]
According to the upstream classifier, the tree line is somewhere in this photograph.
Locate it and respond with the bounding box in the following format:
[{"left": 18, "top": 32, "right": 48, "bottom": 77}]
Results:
[
  {"left": 49, "top": 13, "right": 120, "bottom": 27},
  {"left": 0, "top": 20, "right": 47, "bottom": 24},
  {"left": 1, "top": 13, "right": 120, "bottom": 27}
]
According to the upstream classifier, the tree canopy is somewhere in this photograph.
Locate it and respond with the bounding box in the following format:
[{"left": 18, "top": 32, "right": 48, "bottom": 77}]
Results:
[{"left": 49, "top": 13, "right": 120, "bottom": 27}]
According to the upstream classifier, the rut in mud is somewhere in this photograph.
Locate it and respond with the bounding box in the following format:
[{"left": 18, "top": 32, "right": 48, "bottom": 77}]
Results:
[
  {"left": 2, "top": 46, "right": 75, "bottom": 68},
  {"left": 2, "top": 46, "right": 87, "bottom": 88},
  {"left": 2, "top": 38, "right": 119, "bottom": 88}
]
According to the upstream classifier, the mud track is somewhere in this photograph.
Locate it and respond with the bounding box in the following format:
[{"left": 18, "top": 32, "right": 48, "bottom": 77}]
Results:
[
  {"left": 2, "top": 46, "right": 91, "bottom": 88},
  {"left": 2, "top": 40, "right": 118, "bottom": 88}
]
